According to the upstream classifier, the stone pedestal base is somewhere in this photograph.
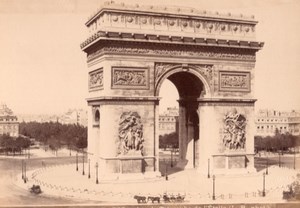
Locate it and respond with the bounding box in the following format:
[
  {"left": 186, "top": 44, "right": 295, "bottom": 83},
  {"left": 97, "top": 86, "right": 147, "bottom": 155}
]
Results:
[
  {"left": 211, "top": 153, "right": 256, "bottom": 175},
  {"left": 95, "top": 155, "right": 158, "bottom": 181}
]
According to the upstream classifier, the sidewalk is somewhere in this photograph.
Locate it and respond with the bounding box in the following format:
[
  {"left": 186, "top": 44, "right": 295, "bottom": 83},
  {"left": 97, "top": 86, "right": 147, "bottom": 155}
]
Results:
[{"left": 15, "top": 163, "right": 300, "bottom": 205}]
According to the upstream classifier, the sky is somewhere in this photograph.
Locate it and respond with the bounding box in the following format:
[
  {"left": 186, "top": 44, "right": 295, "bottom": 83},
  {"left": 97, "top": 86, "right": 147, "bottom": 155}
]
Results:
[{"left": 0, "top": 0, "right": 300, "bottom": 115}]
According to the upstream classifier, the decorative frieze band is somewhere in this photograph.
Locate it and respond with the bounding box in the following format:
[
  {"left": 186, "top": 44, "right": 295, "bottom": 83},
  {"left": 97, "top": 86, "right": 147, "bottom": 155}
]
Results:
[
  {"left": 219, "top": 71, "right": 250, "bottom": 92},
  {"left": 89, "top": 69, "right": 103, "bottom": 91},
  {"left": 111, "top": 67, "right": 149, "bottom": 89},
  {"left": 87, "top": 42, "right": 256, "bottom": 63}
]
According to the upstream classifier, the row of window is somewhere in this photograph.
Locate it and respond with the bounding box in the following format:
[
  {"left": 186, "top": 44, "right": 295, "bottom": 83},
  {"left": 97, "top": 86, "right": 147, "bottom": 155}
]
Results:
[
  {"left": 257, "top": 118, "right": 288, "bottom": 123},
  {"left": 257, "top": 125, "right": 287, "bottom": 129},
  {"left": 0, "top": 118, "right": 18, "bottom": 122},
  {"left": 0, "top": 125, "right": 19, "bottom": 130},
  {"left": 159, "top": 126, "right": 176, "bottom": 130},
  {"left": 159, "top": 118, "right": 176, "bottom": 122}
]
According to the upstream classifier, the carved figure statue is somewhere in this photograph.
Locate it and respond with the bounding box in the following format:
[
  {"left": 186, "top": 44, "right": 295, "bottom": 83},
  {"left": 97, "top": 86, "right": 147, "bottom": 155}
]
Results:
[
  {"left": 222, "top": 109, "right": 246, "bottom": 150},
  {"left": 118, "top": 111, "right": 144, "bottom": 155}
]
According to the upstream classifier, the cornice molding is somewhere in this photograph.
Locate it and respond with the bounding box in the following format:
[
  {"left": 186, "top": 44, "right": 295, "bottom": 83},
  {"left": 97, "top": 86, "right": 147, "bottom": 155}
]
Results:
[{"left": 81, "top": 31, "right": 264, "bottom": 51}]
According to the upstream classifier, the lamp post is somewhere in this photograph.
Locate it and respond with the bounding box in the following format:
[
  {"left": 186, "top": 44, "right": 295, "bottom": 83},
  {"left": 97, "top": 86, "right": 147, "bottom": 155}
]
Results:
[
  {"left": 294, "top": 147, "right": 296, "bottom": 170},
  {"left": 278, "top": 149, "right": 281, "bottom": 168},
  {"left": 165, "top": 159, "right": 168, "bottom": 181},
  {"left": 208, "top": 158, "right": 210, "bottom": 179},
  {"left": 266, "top": 156, "right": 269, "bottom": 175},
  {"left": 212, "top": 175, "right": 216, "bottom": 200},
  {"left": 21, "top": 160, "right": 24, "bottom": 179},
  {"left": 170, "top": 148, "right": 173, "bottom": 168},
  {"left": 262, "top": 172, "right": 266, "bottom": 197},
  {"left": 88, "top": 159, "right": 91, "bottom": 179},
  {"left": 95, "top": 162, "right": 99, "bottom": 184},
  {"left": 82, "top": 151, "right": 85, "bottom": 175},
  {"left": 24, "top": 161, "right": 27, "bottom": 183},
  {"left": 76, "top": 153, "right": 78, "bottom": 171}
]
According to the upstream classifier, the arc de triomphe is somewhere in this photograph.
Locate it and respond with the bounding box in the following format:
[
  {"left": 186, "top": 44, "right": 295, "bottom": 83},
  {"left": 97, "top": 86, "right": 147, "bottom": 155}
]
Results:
[{"left": 81, "top": 2, "right": 264, "bottom": 179}]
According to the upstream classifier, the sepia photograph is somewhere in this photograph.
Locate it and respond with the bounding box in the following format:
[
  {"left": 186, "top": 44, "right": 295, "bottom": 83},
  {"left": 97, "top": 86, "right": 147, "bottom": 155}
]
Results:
[{"left": 0, "top": 0, "right": 300, "bottom": 207}]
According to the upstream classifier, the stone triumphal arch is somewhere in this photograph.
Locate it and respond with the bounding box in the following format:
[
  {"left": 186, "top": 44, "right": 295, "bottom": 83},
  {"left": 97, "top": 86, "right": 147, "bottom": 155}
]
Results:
[{"left": 81, "top": 2, "right": 263, "bottom": 179}]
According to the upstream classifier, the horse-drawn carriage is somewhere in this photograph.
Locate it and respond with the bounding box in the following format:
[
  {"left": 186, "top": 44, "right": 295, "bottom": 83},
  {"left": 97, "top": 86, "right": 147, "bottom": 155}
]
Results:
[
  {"left": 133, "top": 193, "right": 185, "bottom": 204},
  {"left": 29, "top": 185, "right": 42, "bottom": 194},
  {"left": 163, "top": 193, "right": 185, "bottom": 203}
]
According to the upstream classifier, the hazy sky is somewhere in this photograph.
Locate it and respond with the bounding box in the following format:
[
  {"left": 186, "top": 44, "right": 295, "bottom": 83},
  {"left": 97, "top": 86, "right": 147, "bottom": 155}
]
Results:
[{"left": 0, "top": 0, "right": 300, "bottom": 115}]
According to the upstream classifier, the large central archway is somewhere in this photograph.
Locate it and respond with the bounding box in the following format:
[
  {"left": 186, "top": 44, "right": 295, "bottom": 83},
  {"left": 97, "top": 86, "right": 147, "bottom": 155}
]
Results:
[{"left": 158, "top": 69, "right": 207, "bottom": 169}]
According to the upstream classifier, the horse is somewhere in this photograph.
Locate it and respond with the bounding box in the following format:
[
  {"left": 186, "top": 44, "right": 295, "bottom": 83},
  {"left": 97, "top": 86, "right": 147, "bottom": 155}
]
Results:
[
  {"left": 133, "top": 195, "right": 147, "bottom": 203},
  {"left": 147, "top": 196, "right": 160, "bottom": 203}
]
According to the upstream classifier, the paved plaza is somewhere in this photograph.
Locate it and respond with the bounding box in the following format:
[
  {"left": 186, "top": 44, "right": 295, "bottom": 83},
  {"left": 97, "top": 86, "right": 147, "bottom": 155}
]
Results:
[{"left": 15, "top": 161, "right": 300, "bottom": 205}]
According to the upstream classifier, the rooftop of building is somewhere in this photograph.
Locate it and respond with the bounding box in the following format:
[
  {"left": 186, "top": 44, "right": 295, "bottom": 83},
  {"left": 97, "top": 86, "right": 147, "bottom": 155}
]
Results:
[
  {"left": 0, "top": 103, "right": 16, "bottom": 117},
  {"left": 256, "top": 109, "right": 300, "bottom": 118}
]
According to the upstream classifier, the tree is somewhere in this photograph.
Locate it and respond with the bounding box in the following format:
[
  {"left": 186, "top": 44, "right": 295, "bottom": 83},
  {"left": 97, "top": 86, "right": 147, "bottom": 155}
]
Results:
[
  {"left": 19, "top": 122, "right": 87, "bottom": 151},
  {"left": 159, "top": 132, "right": 179, "bottom": 149}
]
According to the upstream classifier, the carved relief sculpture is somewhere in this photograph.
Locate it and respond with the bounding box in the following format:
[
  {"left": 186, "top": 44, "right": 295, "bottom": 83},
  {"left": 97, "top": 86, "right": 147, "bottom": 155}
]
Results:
[
  {"left": 118, "top": 112, "right": 144, "bottom": 156},
  {"left": 89, "top": 69, "right": 103, "bottom": 90},
  {"left": 222, "top": 109, "right": 246, "bottom": 150},
  {"left": 154, "top": 63, "right": 213, "bottom": 88},
  {"left": 112, "top": 67, "right": 149, "bottom": 89},
  {"left": 189, "top": 64, "right": 213, "bottom": 86},
  {"left": 87, "top": 44, "right": 256, "bottom": 63},
  {"left": 219, "top": 71, "right": 250, "bottom": 92},
  {"left": 154, "top": 62, "right": 181, "bottom": 85}
]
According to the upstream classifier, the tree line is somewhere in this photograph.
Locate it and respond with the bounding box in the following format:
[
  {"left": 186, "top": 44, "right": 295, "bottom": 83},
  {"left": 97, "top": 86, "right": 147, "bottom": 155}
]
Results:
[
  {"left": 0, "top": 134, "right": 31, "bottom": 155},
  {"left": 19, "top": 121, "right": 87, "bottom": 151},
  {"left": 254, "top": 130, "right": 300, "bottom": 153},
  {"left": 0, "top": 122, "right": 87, "bottom": 155}
]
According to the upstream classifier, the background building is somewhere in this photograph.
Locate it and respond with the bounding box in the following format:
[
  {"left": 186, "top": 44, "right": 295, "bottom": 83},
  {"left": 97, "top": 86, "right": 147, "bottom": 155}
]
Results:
[
  {"left": 159, "top": 107, "right": 179, "bottom": 136},
  {"left": 17, "top": 114, "right": 60, "bottom": 123},
  {"left": 0, "top": 104, "right": 19, "bottom": 137},
  {"left": 255, "top": 109, "right": 300, "bottom": 136},
  {"left": 60, "top": 109, "right": 88, "bottom": 127}
]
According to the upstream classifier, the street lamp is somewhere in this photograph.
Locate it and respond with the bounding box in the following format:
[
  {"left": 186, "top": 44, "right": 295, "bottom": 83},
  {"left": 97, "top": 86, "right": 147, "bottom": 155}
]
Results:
[
  {"left": 88, "top": 159, "right": 91, "bottom": 179},
  {"left": 266, "top": 156, "right": 269, "bottom": 175},
  {"left": 24, "top": 163, "right": 26, "bottom": 183},
  {"left": 278, "top": 149, "right": 281, "bottom": 168},
  {"left": 76, "top": 153, "right": 78, "bottom": 171},
  {"left": 208, "top": 158, "right": 210, "bottom": 179},
  {"left": 21, "top": 160, "right": 24, "bottom": 179},
  {"left": 262, "top": 172, "right": 266, "bottom": 197},
  {"left": 212, "top": 175, "right": 216, "bottom": 200},
  {"left": 165, "top": 159, "right": 168, "bottom": 181},
  {"left": 82, "top": 151, "right": 85, "bottom": 175},
  {"left": 294, "top": 147, "right": 296, "bottom": 170},
  {"left": 170, "top": 148, "right": 173, "bottom": 168},
  {"left": 95, "top": 162, "right": 99, "bottom": 184}
]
